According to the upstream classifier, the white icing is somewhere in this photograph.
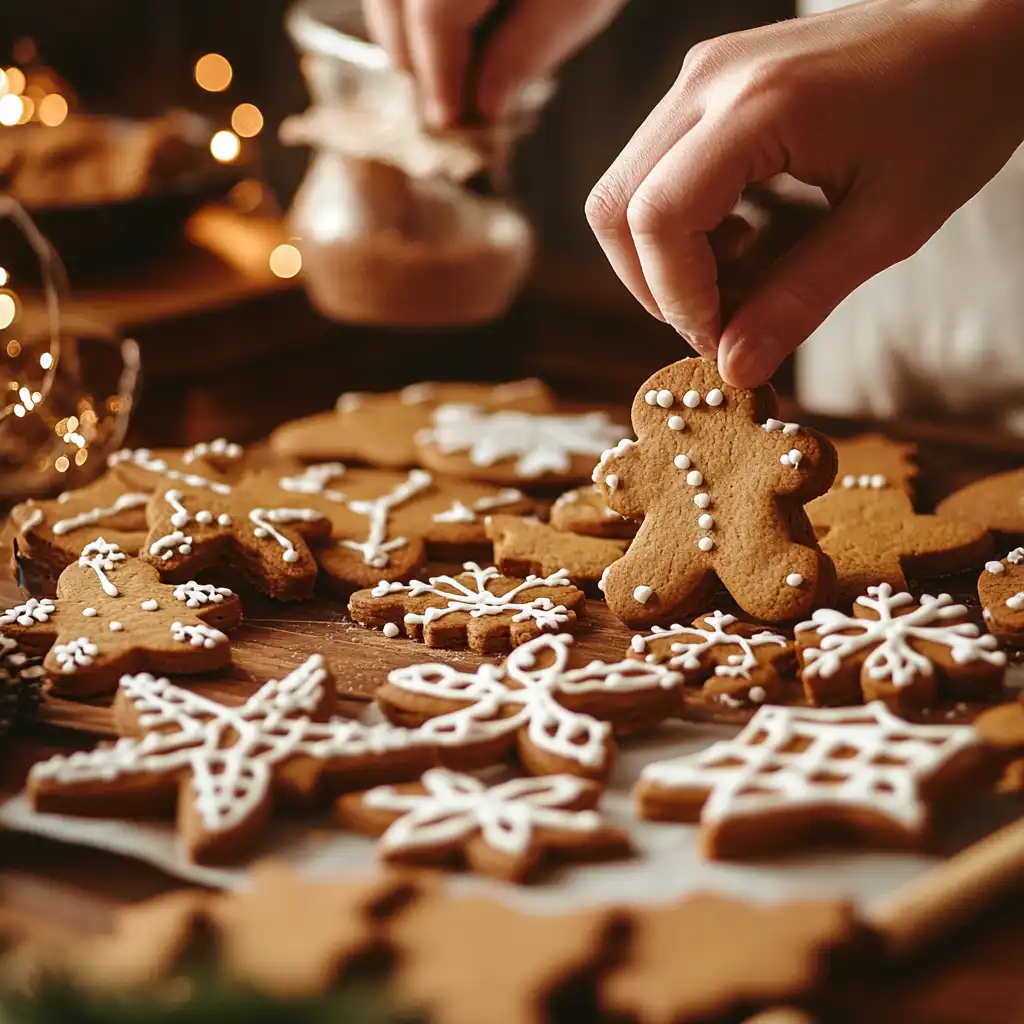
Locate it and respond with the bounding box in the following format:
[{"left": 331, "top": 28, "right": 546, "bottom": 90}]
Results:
[
  {"left": 218, "top": 514, "right": 231, "bottom": 527},
  {"left": 682, "top": 390, "right": 700, "bottom": 409},
  {"left": 108, "top": 449, "right": 232, "bottom": 494},
  {"left": 109, "top": 621, "right": 123, "bottom": 632},
  {"left": 605, "top": 473, "right": 619, "bottom": 493},
  {"left": 597, "top": 566, "right": 610, "bottom": 594},
  {"left": 764, "top": 419, "right": 801, "bottom": 436},
  {"left": 149, "top": 530, "right": 193, "bottom": 559},
  {"left": 400, "top": 382, "right": 435, "bottom": 405},
  {"left": 841, "top": 474, "right": 887, "bottom": 490},
  {"left": 748, "top": 686, "right": 766, "bottom": 703},
  {"left": 640, "top": 702, "right": 979, "bottom": 833},
  {"left": 173, "top": 581, "right": 234, "bottom": 608},
  {"left": 249, "top": 508, "right": 322, "bottom": 564},
  {"left": 633, "top": 585, "right": 653, "bottom": 604},
  {"left": 985, "top": 561, "right": 1005, "bottom": 575},
  {"left": 181, "top": 439, "right": 243, "bottom": 464},
  {"left": 694, "top": 493, "right": 711, "bottom": 509},
  {"left": 141, "top": 600, "right": 159, "bottom": 611},
  {"left": 18, "top": 508, "right": 43, "bottom": 534},
  {"left": 697, "top": 537, "right": 714, "bottom": 552},
  {"left": 655, "top": 389, "right": 674, "bottom": 409},
  {"left": 432, "top": 488, "right": 524, "bottom": 524},
  {"left": 705, "top": 389, "right": 724, "bottom": 407},
  {"left": 82, "top": 608, "right": 97, "bottom": 617},
  {"left": 170, "top": 621, "right": 228, "bottom": 649},
  {"left": 698, "top": 514, "right": 714, "bottom": 530},
  {"left": 426, "top": 405, "right": 625, "bottom": 479},
  {"left": 686, "top": 470, "right": 703, "bottom": 487},
  {"left": 278, "top": 463, "right": 347, "bottom": 497},
  {"left": 365, "top": 769, "right": 605, "bottom": 857},
  {"left": 667, "top": 416, "right": 685, "bottom": 431},
  {"left": 383, "top": 622, "right": 401, "bottom": 638},
  {"left": 593, "top": 438, "right": 635, "bottom": 485},
  {"left": 78, "top": 538, "right": 125, "bottom": 597},
  {"left": 786, "top": 573, "right": 804, "bottom": 587},
  {"left": 384, "top": 633, "right": 682, "bottom": 774},
  {"left": 1006, "top": 547, "right": 1024, "bottom": 565},
  {"left": 673, "top": 454, "right": 691, "bottom": 470},
  {"left": 196, "top": 511, "right": 213, "bottom": 525},
  {"left": 337, "top": 392, "right": 364, "bottom": 413},
  {"left": 53, "top": 637, "right": 98, "bottom": 673},
  {"left": 1006, "top": 593, "right": 1024, "bottom": 612},
  {"left": 797, "top": 583, "right": 1006, "bottom": 687},
  {"left": 1, "top": 597, "right": 56, "bottom": 627},
  {"left": 644, "top": 390, "right": 659, "bottom": 406}
]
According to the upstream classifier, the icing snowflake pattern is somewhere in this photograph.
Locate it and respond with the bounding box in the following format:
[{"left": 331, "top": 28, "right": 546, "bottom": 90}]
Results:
[
  {"left": 53, "top": 637, "right": 99, "bottom": 673},
  {"left": 172, "top": 581, "right": 234, "bottom": 608},
  {"left": 170, "top": 622, "right": 228, "bottom": 649},
  {"left": 425, "top": 404, "right": 624, "bottom": 478},
  {"left": 640, "top": 701, "right": 979, "bottom": 832},
  {"left": 0, "top": 598, "right": 56, "bottom": 627},
  {"left": 797, "top": 583, "right": 1005, "bottom": 689},
  {"left": 366, "top": 768, "right": 604, "bottom": 855},
  {"left": 432, "top": 488, "right": 525, "bottom": 524}
]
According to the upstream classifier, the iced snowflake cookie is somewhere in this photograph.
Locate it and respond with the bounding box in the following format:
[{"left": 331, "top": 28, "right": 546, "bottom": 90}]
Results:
[
  {"left": 376, "top": 632, "right": 683, "bottom": 780},
  {"left": 636, "top": 702, "right": 996, "bottom": 858},
  {"left": 627, "top": 611, "right": 794, "bottom": 707},
  {"left": 795, "top": 583, "right": 1006, "bottom": 711},
  {"left": 270, "top": 462, "right": 532, "bottom": 590},
  {"left": 593, "top": 358, "right": 837, "bottom": 627},
  {"left": 107, "top": 439, "right": 247, "bottom": 492},
  {"left": 416, "top": 405, "right": 630, "bottom": 485},
  {"left": 0, "top": 539, "right": 241, "bottom": 697},
  {"left": 337, "top": 767, "right": 630, "bottom": 882},
  {"left": 485, "top": 514, "right": 629, "bottom": 592},
  {"left": 978, "top": 547, "right": 1024, "bottom": 641},
  {"left": 269, "top": 379, "right": 555, "bottom": 469},
  {"left": 550, "top": 485, "right": 638, "bottom": 540},
  {"left": 140, "top": 479, "right": 333, "bottom": 600},
  {"left": 807, "top": 436, "right": 991, "bottom": 603},
  {"left": 348, "top": 561, "right": 586, "bottom": 652}
]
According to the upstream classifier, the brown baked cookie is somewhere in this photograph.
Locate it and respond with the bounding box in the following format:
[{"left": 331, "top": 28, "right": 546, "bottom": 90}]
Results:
[
  {"left": 936, "top": 467, "right": 1024, "bottom": 538},
  {"left": 269, "top": 379, "right": 555, "bottom": 468},
  {"left": 593, "top": 358, "right": 836, "bottom": 627},
  {"left": 140, "top": 480, "right": 333, "bottom": 600},
  {"left": 25, "top": 655, "right": 458, "bottom": 863},
  {"left": 602, "top": 894, "right": 863, "bottom": 1024},
  {"left": 550, "top": 485, "right": 638, "bottom": 539},
  {"left": 627, "top": 610, "right": 794, "bottom": 707},
  {"left": 107, "top": 439, "right": 247, "bottom": 493},
  {"left": 376, "top": 632, "right": 683, "bottom": 780},
  {"left": 636, "top": 701, "right": 995, "bottom": 858},
  {"left": 485, "top": 514, "right": 629, "bottom": 592},
  {"left": 978, "top": 547, "right": 1024, "bottom": 641},
  {"left": 416, "top": 405, "right": 629, "bottom": 486},
  {"left": 391, "top": 894, "right": 622, "bottom": 1024},
  {"left": 829, "top": 433, "right": 918, "bottom": 495},
  {"left": 10, "top": 473, "right": 150, "bottom": 580},
  {"left": 271, "top": 462, "right": 533, "bottom": 590},
  {"left": 349, "top": 561, "right": 586, "bottom": 652},
  {"left": 795, "top": 583, "right": 1006, "bottom": 711},
  {"left": 0, "top": 539, "right": 241, "bottom": 697},
  {"left": 337, "top": 767, "right": 630, "bottom": 882},
  {"left": 0, "top": 636, "right": 43, "bottom": 740},
  {"left": 974, "top": 697, "right": 1024, "bottom": 792}
]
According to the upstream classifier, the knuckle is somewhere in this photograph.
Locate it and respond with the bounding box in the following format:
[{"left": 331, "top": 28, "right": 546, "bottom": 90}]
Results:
[
  {"left": 679, "top": 39, "right": 722, "bottom": 85},
  {"left": 584, "top": 179, "right": 627, "bottom": 235},
  {"left": 625, "top": 188, "right": 669, "bottom": 242}
]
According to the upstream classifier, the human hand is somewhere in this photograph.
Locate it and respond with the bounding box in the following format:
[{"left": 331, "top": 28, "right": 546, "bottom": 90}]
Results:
[
  {"left": 584, "top": 0, "right": 1024, "bottom": 387},
  {"left": 363, "top": 0, "right": 626, "bottom": 127}
]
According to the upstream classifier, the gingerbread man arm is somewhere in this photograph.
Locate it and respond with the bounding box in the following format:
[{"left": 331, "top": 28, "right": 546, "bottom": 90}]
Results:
[
  {"left": 758, "top": 419, "right": 838, "bottom": 500},
  {"left": 592, "top": 437, "right": 647, "bottom": 521}
]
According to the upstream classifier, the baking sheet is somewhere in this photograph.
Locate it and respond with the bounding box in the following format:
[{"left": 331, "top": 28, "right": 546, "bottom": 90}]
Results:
[{"left": 3, "top": 715, "right": 1020, "bottom": 915}]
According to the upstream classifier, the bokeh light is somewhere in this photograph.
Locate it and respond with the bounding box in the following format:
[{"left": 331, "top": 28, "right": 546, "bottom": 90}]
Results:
[
  {"left": 0, "top": 267, "right": 8, "bottom": 286},
  {"left": 38, "top": 93, "right": 68, "bottom": 127},
  {"left": 55, "top": 455, "right": 69, "bottom": 473},
  {"left": 0, "top": 94, "right": 23, "bottom": 126},
  {"left": 231, "top": 103, "right": 263, "bottom": 138},
  {"left": 210, "top": 129, "right": 240, "bottom": 163},
  {"left": 3, "top": 68, "right": 26, "bottom": 96},
  {"left": 0, "top": 294, "right": 17, "bottom": 330},
  {"left": 195, "top": 53, "right": 232, "bottom": 92},
  {"left": 269, "top": 243, "right": 302, "bottom": 279},
  {"left": 39, "top": 351, "right": 53, "bottom": 369},
  {"left": 6, "top": 339, "right": 21, "bottom": 358}
]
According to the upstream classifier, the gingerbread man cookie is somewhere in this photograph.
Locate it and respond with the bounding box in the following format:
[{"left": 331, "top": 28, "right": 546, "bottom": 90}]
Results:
[
  {"left": 593, "top": 358, "right": 837, "bottom": 627},
  {"left": 349, "top": 561, "right": 586, "bottom": 652},
  {"left": 978, "top": 547, "right": 1024, "bottom": 641},
  {"left": 550, "top": 485, "right": 638, "bottom": 539},
  {"left": 269, "top": 379, "right": 555, "bottom": 468},
  {"left": 795, "top": 583, "right": 1006, "bottom": 711}
]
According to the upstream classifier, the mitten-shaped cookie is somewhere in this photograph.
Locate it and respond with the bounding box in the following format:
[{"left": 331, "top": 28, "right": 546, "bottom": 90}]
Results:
[{"left": 593, "top": 358, "right": 836, "bottom": 627}]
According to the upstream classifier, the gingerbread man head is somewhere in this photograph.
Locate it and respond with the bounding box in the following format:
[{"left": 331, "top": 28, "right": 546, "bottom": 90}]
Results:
[{"left": 593, "top": 358, "right": 837, "bottom": 626}]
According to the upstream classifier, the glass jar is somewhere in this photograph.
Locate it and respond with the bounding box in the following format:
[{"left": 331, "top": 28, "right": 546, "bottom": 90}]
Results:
[{"left": 283, "top": 0, "right": 552, "bottom": 327}]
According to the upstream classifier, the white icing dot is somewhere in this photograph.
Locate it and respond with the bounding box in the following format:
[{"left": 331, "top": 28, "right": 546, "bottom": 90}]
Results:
[
  {"left": 682, "top": 390, "right": 700, "bottom": 409},
  {"left": 698, "top": 513, "right": 713, "bottom": 530},
  {"left": 161, "top": 551, "right": 173, "bottom": 561},
  {"left": 141, "top": 600, "right": 158, "bottom": 611},
  {"left": 985, "top": 561, "right": 1005, "bottom": 575},
  {"left": 748, "top": 686, "right": 767, "bottom": 704},
  {"left": 782, "top": 423, "right": 800, "bottom": 436},
  {"left": 1007, "top": 593, "right": 1024, "bottom": 611},
  {"left": 633, "top": 585, "right": 653, "bottom": 604},
  {"left": 673, "top": 454, "right": 691, "bottom": 470},
  {"left": 694, "top": 493, "right": 711, "bottom": 509},
  {"left": 841, "top": 475, "right": 856, "bottom": 488},
  {"left": 668, "top": 416, "right": 685, "bottom": 431},
  {"left": 217, "top": 514, "right": 232, "bottom": 526},
  {"left": 764, "top": 418, "right": 783, "bottom": 432},
  {"left": 196, "top": 510, "right": 214, "bottom": 525},
  {"left": 705, "top": 389, "right": 724, "bottom": 407},
  {"left": 383, "top": 622, "right": 400, "bottom": 638},
  {"left": 253, "top": 527, "right": 268, "bottom": 539},
  {"left": 686, "top": 470, "right": 703, "bottom": 487},
  {"left": 644, "top": 390, "right": 659, "bottom": 406},
  {"left": 606, "top": 473, "right": 619, "bottom": 493},
  {"left": 655, "top": 389, "right": 674, "bottom": 408},
  {"left": 697, "top": 537, "right": 714, "bottom": 552},
  {"left": 780, "top": 453, "right": 792, "bottom": 467},
  {"left": 871, "top": 475, "right": 886, "bottom": 489},
  {"left": 786, "top": 449, "right": 803, "bottom": 467},
  {"left": 179, "top": 544, "right": 192, "bottom": 556},
  {"left": 82, "top": 607, "right": 97, "bottom": 617},
  {"left": 786, "top": 573, "right": 804, "bottom": 587},
  {"left": 283, "top": 549, "right": 300, "bottom": 563},
  {"left": 109, "top": 621, "right": 123, "bottom": 632},
  {"left": 630, "top": 635, "right": 646, "bottom": 653}
]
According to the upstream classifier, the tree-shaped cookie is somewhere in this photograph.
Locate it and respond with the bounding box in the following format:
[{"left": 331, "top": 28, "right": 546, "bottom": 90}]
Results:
[
  {"left": 593, "top": 358, "right": 837, "bottom": 627},
  {"left": 337, "top": 767, "right": 630, "bottom": 882},
  {"left": 140, "top": 481, "right": 332, "bottom": 600},
  {"left": 795, "top": 583, "right": 1006, "bottom": 711},
  {"left": 269, "top": 379, "right": 555, "bottom": 468},
  {"left": 807, "top": 435, "right": 990, "bottom": 603},
  {"left": 627, "top": 610, "right": 794, "bottom": 706},
  {"left": 349, "top": 562, "right": 586, "bottom": 652},
  {"left": 0, "top": 539, "right": 241, "bottom": 696},
  {"left": 979, "top": 547, "right": 1024, "bottom": 641}
]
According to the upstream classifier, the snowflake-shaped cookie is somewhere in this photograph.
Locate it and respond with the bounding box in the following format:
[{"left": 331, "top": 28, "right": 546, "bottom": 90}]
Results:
[
  {"left": 337, "top": 767, "right": 630, "bottom": 881},
  {"left": 795, "top": 583, "right": 1006, "bottom": 711},
  {"left": 377, "top": 632, "right": 684, "bottom": 779},
  {"left": 0, "top": 538, "right": 241, "bottom": 697},
  {"left": 628, "top": 610, "right": 794, "bottom": 706},
  {"left": 416, "top": 404, "right": 628, "bottom": 484},
  {"left": 636, "top": 701, "right": 988, "bottom": 858},
  {"left": 349, "top": 562, "right": 586, "bottom": 653}
]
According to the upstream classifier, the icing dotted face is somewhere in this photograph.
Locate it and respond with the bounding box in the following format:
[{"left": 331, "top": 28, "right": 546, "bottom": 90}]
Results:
[{"left": 840, "top": 474, "right": 887, "bottom": 490}]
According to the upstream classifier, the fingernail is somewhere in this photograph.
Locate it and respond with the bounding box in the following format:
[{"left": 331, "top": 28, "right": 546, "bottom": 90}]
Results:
[
  {"left": 719, "top": 335, "right": 778, "bottom": 388},
  {"left": 677, "top": 328, "right": 718, "bottom": 362}
]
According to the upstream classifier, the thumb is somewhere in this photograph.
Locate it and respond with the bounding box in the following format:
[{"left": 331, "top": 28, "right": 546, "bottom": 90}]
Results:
[{"left": 717, "top": 183, "right": 931, "bottom": 387}]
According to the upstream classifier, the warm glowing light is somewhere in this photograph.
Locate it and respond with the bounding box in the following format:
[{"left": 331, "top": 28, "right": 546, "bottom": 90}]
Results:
[
  {"left": 0, "top": 268, "right": 8, "bottom": 287},
  {"left": 66, "top": 415, "right": 78, "bottom": 432},
  {"left": 269, "top": 243, "right": 302, "bottom": 279},
  {"left": 6, "top": 339, "right": 21, "bottom": 358},
  {"left": 75, "top": 448, "right": 88, "bottom": 466},
  {"left": 80, "top": 408, "right": 97, "bottom": 427},
  {"left": 38, "top": 93, "right": 68, "bottom": 127},
  {"left": 0, "top": 294, "right": 17, "bottom": 330},
  {"left": 18, "top": 386, "right": 30, "bottom": 403},
  {"left": 31, "top": 391, "right": 40, "bottom": 403},
  {"left": 231, "top": 102, "right": 263, "bottom": 138},
  {"left": 0, "top": 94, "right": 24, "bottom": 126},
  {"left": 13, "top": 404, "right": 24, "bottom": 417},
  {"left": 39, "top": 351, "right": 53, "bottom": 369},
  {"left": 195, "top": 53, "right": 232, "bottom": 92},
  {"left": 210, "top": 129, "right": 240, "bottom": 163},
  {"left": 4, "top": 68, "right": 26, "bottom": 96},
  {"left": 16, "top": 95, "right": 34, "bottom": 124},
  {"left": 55, "top": 455, "right": 69, "bottom": 473}
]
